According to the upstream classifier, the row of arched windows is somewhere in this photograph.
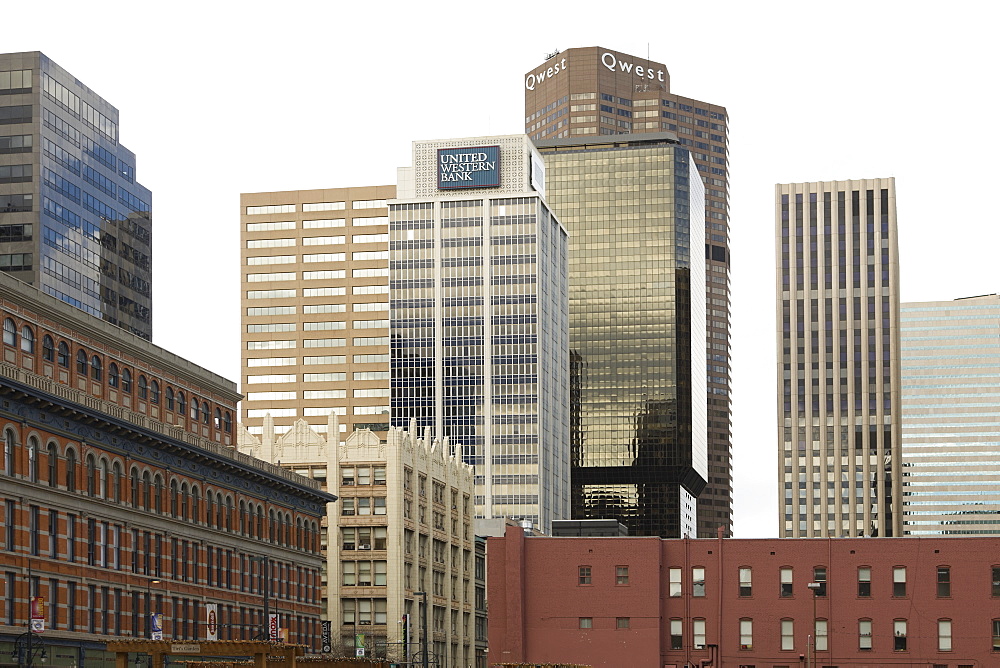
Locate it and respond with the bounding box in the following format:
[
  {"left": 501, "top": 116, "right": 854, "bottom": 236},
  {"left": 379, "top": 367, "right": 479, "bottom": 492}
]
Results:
[
  {"left": 1, "top": 426, "right": 319, "bottom": 552},
  {"left": 3, "top": 316, "right": 232, "bottom": 434}
]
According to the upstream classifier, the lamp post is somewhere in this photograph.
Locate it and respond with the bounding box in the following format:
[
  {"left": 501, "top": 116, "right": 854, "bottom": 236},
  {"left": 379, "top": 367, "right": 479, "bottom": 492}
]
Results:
[
  {"left": 12, "top": 631, "right": 46, "bottom": 668},
  {"left": 414, "top": 591, "right": 429, "bottom": 668},
  {"left": 249, "top": 556, "right": 270, "bottom": 640},
  {"left": 806, "top": 582, "right": 821, "bottom": 668},
  {"left": 146, "top": 579, "right": 161, "bottom": 639}
]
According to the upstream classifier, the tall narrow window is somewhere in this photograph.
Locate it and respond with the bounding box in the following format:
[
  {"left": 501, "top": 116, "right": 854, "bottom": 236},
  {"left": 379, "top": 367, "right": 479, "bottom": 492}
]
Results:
[
  {"left": 738, "top": 567, "right": 752, "bottom": 597},
  {"left": 693, "top": 618, "right": 706, "bottom": 649},
  {"left": 815, "top": 619, "right": 828, "bottom": 651},
  {"left": 938, "top": 619, "right": 951, "bottom": 651},
  {"left": 993, "top": 566, "right": 1000, "bottom": 597},
  {"left": 669, "top": 568, "right": 681, "bottom": 597},
  {"left": 894, "top": 619, "right": 907, "bottom": 651},
  {"left": 739, "top": 618, "right": 753, "bottom": 649},
  {"left": 780, "top": 619, "right": 794, "bottom": 650},
  {"left": 42, "top": 335, "right": 54, "bottom": 362},
  {"left": 813, "top": 567, "right": 827, "bottom": 596},
  {"left": 780, "top": 567, "right": 793, "bottom": 597},
  {"left": 937, "top": 567, "right": 951, "bottom": 597},
  {"left": 692, "top": 567, "right": 705, "bottom": 596},
  {"left": 992, "top": 619, "right": 1000, "bottom": 651},
  {"left": 893, "top": 567, "right": 907, "bottom": 597},
  {"left": 858, "top": 566, "right": 871, "bottom": 597},
  {"left": 2, "top": 318, "right": 15, "bottom": 346},
  {"left": 859, "top": 619, "right": 872, "bottom": 650},
  {"left": 670, "top": 618, "right": 682, "bottom": 649}
]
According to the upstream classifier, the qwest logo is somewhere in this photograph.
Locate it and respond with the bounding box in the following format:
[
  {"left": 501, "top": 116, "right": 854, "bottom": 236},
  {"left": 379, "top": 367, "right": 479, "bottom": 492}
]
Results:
[
  {"left": 601, "top": 52, "right": 666, "bottom": 82},
  {"left": 525, "top": 57, "right": 568, "bottom": 91}
]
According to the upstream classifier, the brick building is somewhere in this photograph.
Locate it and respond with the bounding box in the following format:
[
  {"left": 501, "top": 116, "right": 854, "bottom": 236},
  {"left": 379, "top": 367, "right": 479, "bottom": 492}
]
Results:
[
  {"left": 489, "top": 525, "right": 1000, "bottom": 668},
  {"left": 0, "top": 272, "right": 335, "bottom": 665}
]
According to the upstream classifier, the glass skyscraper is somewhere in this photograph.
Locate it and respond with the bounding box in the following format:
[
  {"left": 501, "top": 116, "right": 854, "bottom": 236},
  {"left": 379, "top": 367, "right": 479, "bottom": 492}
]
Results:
[
  {"left": 389, "top": 135, "right": 569, "bottom": 533},
  {"left": 535, "top": 134, "right": 706, "bottom": 538},
  {"left": 900, "top": 294, "right": 1000, "bottom": 535},
  {"left": 0, "top": 52, "right": 152, "bottom": 338}
]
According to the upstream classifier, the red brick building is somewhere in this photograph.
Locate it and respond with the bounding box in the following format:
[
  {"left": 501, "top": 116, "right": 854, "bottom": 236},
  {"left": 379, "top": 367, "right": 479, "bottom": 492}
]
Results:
[
  {"left": 489, "top": 525, "right": 1000, "bottom": 668},
  {"left": 0, "top": 273, "right": 336, "bottom": 664}
]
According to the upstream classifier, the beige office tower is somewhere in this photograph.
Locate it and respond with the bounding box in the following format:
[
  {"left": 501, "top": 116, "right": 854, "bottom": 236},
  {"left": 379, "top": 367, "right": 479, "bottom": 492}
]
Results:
[
  {"left": 524, "top": 47, "right": 733, "bottom": 536},
  {"left": 238, "top": 415, "right": 476, "bottom": 666},
  {"left": 240, "top": 186, "right": 394, "bottom": 438},
  {"left": 775, "top": 179, "right": 903, "bottom": 537}
]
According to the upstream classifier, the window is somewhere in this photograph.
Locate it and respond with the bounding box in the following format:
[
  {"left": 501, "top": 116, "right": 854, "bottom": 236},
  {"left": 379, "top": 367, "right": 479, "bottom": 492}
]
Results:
[
  {"left": 138, "top": 376, "right": 148, "bottom": 399},
  {"left": 57, "top": 342, "right": 68, "bottom": 367},
  {"left": 121, "top": 368, "right": 131, "bottom": 392},
  {"left": 739, "top": 567, "right": 752, "bottom": 596},
  {"left": 815, "top": 619, "right": 828, "bottom": 651},
  {"left": 780, "top": 619, "right": 794, "bottom": 650},
  {"left": 858, "top": 567, "right": 871, "bottom": 597},
  {"left": 108, "top": 363, "right": 119, "bottom": 387},
  {"left": 2, "top": 318, "right": 14, "bottom": 346},
  {"left": 993, "top": 566, "right": 1000, "bottom": 597},
  {"left": 578, "top": 617, "right": 592, "bottom": 629},
  {"left": 693, "top": 567, "right": 705, "bottom": 596},
  {"left": 616, "top": 566, "right": 629, "bottom": 585},
  {"left": 938, "top": 619, "right": 951, "bottom": 651},
  {"left": 813, "top": 567, "right": 827, "bottom": 596},
  {"left": 693, "top": 618, "right": 706, "bottom": 649},
  {"left": 739, "top": 618, "right": 753, "bottom": 650},
  {"left": 992, "top": 619, "right": 1000, "bottom": 651},
  {"left": 893, "top": 567, "right": 906, "bottom": 597},
  {"left": 150, "top": 380, "right": 160, "bottom": 404},
  {"left": 90, "top": 355, "right": 102, "bottom": 380},
  {"left": 19, "top": 326, "right": 33, "bottom": 353},
  {"left": 780, "top": 567, "right": 793, "bottom": 597},
  {"left": 669, "top": 568, "right": 681, "bottom": 596},
  {"left": 670, "top": 618, "right": 682, "bottom": 649},
  {"left": 859, "top": 619, "right": 872, "bottom": 650},
  {"left": 616, "top": 617, "right": 630, "bottom": 629},
  {"left": 937, "top": 567, "right": 950, "bottom": 597},
  {"left": 894, "top": 619, "right": 907, "bottom": 651}
]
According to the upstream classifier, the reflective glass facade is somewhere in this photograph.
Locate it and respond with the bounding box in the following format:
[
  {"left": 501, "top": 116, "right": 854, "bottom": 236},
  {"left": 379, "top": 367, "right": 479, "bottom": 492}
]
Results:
[
  {"left": 900, "top": 295, "right": 1000, "bottom": 535},
  {"left": 537, "top": 136, "right": 706, "bottom": 538},
  {"left": 390, "top": 136, "right": 569, "bottom": 533},
  {"left": 0, "top": 52, "right": 152, "bottom": 338},
  {"left": 776, "top": 179, "right": 902, "bottom": 538}
]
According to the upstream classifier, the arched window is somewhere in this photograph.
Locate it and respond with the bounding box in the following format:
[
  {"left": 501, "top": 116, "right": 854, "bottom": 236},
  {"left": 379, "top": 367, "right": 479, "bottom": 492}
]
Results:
[
  {"left": 256, "top": 507, "right": 264, "bottom": 539},
  {"left": 202, "top": 402, "right": 210, "bottom": 425},
  {"left": 27, "top": 436, "right": 38, "bottom": 482},
  {"left": 190, "top": 397, "right": 199, "bottom": 421},
  {"left": 57, "top": 342, "right": 69, "bottom": 368},
  {"left": 223, "top": 412, "right": 232, "bottom": 433},
  {"left": 130, "top": 468, "right": 140, "bottom": 507},
  {"left": 20, "top": 326, "right": 34, "bottom": 354},
  {"left": 269, "top": 509, "right": 276, "bottom": 543},
  {"left": 170, "top": 480, "right": 179, "bottom": 516},
  {"left": 86, "top": 454, "right": 97, "bottom": 496},
  {"left": 165, "top": 387, "right": 175, "bottom": 410},
  {"left": 99, "top": 459, "right": 109, "bottom": 498},
  {"left": 225, "top": 497, "right": 233, "bottom": 532},
  {"left": 296, "top": 518, "right": 302, "bottom": 549},
  {"left": 216, "top": 493, "right": 224, "bottom": 528},
  {"left": 177, "top": 392, "right": 187, "bottom": 417},
  {"left": 90, "top": 355, "right": 102, "bottom": 381},
  {"left": 180, "top": 483, "right": 189, "bottom": 521},
  {"left": 191, "top": 486, "right": 201, "bottom": 522},
  {"left": 65, "top": 448, "right": 77, "bottom": 491},
  {"left": 153, "top": 475, "right": 163, "bottom": 514},
  {"left": 142, "top": 471, "right": 152, "bottom": 510},
  {"left": 205, "top": 492, "right": 214, "bottom": 528},
  {"left": 239, "top": 501, "right": 246, "bottom": 535},
  {"left": 112, "top": 461, "right": 122, "bottom": 502},
  {"left": 2, "top": 428, "right": 12, "bottom": 475},
  {"left": 213, "top": 408, "right": 222, "bottom": 429},
  {"left": 2, "top": 318, "right": 16, "bottom": 346},
  {"left": 42, "top": 335, "right": 54, "bottom": 362},
  {"left": 121, "top": 368, "right": 132, "bottom": 392},
  {"left": 108, "top": 363, "right": 120, "bottom": 388},
  {"left": 138, "top": 375, "right": 148, "bottom": 399},
  {"left": 46, "top": 442, "right": 57, "bottom": 487},
  {"left": 76, "top": 350, "right": 88, "bottom": 374},
  {"left": 150, "top": 380, "right": 160, "bottom": 404}
]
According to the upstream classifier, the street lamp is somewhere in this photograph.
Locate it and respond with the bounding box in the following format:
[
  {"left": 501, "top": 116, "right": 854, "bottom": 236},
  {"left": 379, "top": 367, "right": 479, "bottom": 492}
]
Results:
[
  {"left": 146, "top": 579, "right": 161, "bottom": 639},
  {"left": 414, "top": 592, "right": 429, "bottom": 668},
  {"left": 11, "top": 631, "right": 46, "bottom": 668},
  {"left": 806, "top": 582, "right": 821, "bottom": 668}
]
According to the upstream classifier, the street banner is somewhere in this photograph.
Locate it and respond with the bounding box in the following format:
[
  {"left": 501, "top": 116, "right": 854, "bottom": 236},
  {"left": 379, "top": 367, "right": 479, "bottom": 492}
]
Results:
[
  {"left": 30, "top": 597, "right": 44, "bottom": 633},
  {"left": 206, "top": 603, "right": 218, "bottom": 640}
]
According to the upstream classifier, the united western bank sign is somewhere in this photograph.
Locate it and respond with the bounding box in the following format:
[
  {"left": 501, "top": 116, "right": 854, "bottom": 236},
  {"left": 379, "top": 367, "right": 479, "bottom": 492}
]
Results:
[{"left": 438, "top": 145, "right": 500, "bottom": 189}]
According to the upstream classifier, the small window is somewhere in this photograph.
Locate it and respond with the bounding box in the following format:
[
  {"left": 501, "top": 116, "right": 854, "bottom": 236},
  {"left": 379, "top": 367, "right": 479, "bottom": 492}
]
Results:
[
  {"left": 992, "top": 619, "right": 1000, "bottom": 651},
  {"left": 42, "top": 335, "right": 54, "bottom": 362},
  {"left": 57, "top": 341, "right": 69, "bottom": 367},
  {"left": 858, "top": 567, "right": 871, "bottom": 597},
  {"left": 893, "top": 567, "right": 907, "bottom": 597},
  {"left": 859, "top": 619, "right": 872, "bottom": 650},
  {"left": 579, "top": 566, "right": 591, "bottom": 585},
  {"left": 342, "top": 467, "right": 355, "bottom": 486},
  {"left": 223, "top": 412, "right": 232, "bottom": 433},
  {"left": 578, "top": 617, "right": 592, "bottom": 629},
  {"left": 120, "top": 368, "right": 131, "bottom": 392},
  {"left": 993, "top": 566, "right": 1000, "bottom": 597},
  {"left": 894, "top": 619, "right": 907, "bottom": 651},
  {"left": 937, "top": 567, "right": 950, "bottom": 597},
  {"left": 616, "top": 566, "right": 629, "bottom": 585},
  {"left": 2, "top": 318, "right": 15, "bottom": 346},
  {"left": 739, "top": 567, "right": 752, "bottom": 597},
  {"left": 76, "top": 349, "right": 87, "bottom": 374},
  {"left": 20, "top": 326, "right": 34, "bottom": 353},
  {"left": 669, "top": 567, "right": 681, "bottom": 597},
  {"left": 616, "top": 617, "right": 630, "bottom": 629},
  {"left": 150, "top": 380, "right": 160, "bottom": 404},
  {"left": 780, "top": 619, "right": 794, "bottom": 650},
  {"left": 780, "top": 567, "right": 793, "bottom": 597},
  {"left": 812, "top": 567, "right": 827, "bottom": 596},
  {"left": 108, "top": 363, "right": 119, "bottom": 388},
  {"left": 938, "top": 619, "right": 951, "bottom": 651},
  {"left": 815, "top": 619, "right": 828, "bottom": 651},
  {"left": 201, "top": 402, "right": 210, "bottom": 424},
  {"left": 138, "top": 375, "right": 148, "bottom": 399},
  {"left": 670, "top": 618, "right": 682, "bottom": 649},
  {"left": 166, "top": 388, "right": 175, "bottom": 410},
  {"left": 90, "top": 355, "right": 102, "bottom": 380},
  {"left": 341, "top": 499, "right": 355, "bottom": 516},
  {"left": 693, "top": 618, "right": 706, "bottom": 649},
  {"left": 692, "top": 567, "right": 705, "bottom": 596},
  {"left": 739, "top": 618, "right": 753, "bottom": 650},
  {"left": 213, "top": 408, "right": 221, "bottom": 429}
]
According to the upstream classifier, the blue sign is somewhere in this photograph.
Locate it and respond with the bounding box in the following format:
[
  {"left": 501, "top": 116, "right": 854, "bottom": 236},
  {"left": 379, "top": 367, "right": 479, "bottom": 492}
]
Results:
[{"left": 438, "top": 145, "right": 500, "bottom": 189}]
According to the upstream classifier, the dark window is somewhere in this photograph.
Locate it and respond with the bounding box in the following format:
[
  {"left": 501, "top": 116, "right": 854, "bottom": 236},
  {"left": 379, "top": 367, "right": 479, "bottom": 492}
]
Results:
[
  {"left": 42, "top": 335, "right": 54, "bottom": 361},
  {"left": 57, "top": 342, "right": 69, "bottom": 367},
  {"left": 858, "top": 567, "right": 871, "bottom": 597},
  {"left": 813, "top": 567, "right": 827, "bottom": 596},
  {"left": 578, "top": 566, "right": 591, "bottom": 585},
  {"left": 108, "top": 363, "right": 119, "bottom": 388},
  {"left": 90, "top": 355, "right": 102, "bottom": 380},
  {"left": 138, "top": 375, "right": 147, "bottom": 399},
  {"left": 937, "top": 567, "right": 951, "bottom": 597}
]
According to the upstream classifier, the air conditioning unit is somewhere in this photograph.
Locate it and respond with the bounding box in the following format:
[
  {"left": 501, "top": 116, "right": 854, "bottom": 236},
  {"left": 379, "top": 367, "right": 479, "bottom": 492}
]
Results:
[
  {"left": 343, "top": 543, "right": 356, "bottom": 550},
  {"left": 359, "top": 544, "right": 371, "bottom": 550},
  {"left": 740, "top": 644, "right": 752, "bottom": 650}
]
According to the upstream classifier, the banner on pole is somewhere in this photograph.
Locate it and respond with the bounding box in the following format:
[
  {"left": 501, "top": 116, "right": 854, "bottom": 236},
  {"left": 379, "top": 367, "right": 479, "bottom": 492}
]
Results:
[{"left": 206, "top": 603, "right": 218, "bottom": 641}]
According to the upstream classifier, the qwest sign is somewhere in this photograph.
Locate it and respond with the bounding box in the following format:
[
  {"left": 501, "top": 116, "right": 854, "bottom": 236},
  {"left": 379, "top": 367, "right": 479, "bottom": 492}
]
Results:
[{"left": 438, "top": 146, "right": 500, "bottom": 190}]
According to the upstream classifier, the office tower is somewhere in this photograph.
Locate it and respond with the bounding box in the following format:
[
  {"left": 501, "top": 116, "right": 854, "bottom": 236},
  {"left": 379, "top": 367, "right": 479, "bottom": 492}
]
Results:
[
  {"left": 240, "top": 186, "right": 394, "bottom": 438},
  {"left": 238, "top": 415, "right": 476, "bottom": 665},
  {"left": 775, "top": 179, "right": 902, "bottom": 538},
  {"left": 536, "top": 133, "right": 707, "bottom": 539},
  {"left": 899, "top": 294, "right": 1000, "bottom": 535},
  {"left": 524, "top": 47, "right": 732, "bottom": 536},
  {"left": 390, "top": 135, "right": 569, "bottom": 534},
  {"left": 0, "top": 52, "right": 152, "bottom": 339}
]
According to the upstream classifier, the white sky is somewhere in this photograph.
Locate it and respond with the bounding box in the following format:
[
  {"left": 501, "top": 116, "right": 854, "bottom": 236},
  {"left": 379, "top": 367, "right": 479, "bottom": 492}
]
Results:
[{"left": 9, "top": 1, "right": 1000, "bottom": 538}]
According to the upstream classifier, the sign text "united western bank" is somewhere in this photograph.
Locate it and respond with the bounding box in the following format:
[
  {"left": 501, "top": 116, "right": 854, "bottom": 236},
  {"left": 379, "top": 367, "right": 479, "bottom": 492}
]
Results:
[{"left": 437, "top": 146, "right": 501, "bottom": 190}]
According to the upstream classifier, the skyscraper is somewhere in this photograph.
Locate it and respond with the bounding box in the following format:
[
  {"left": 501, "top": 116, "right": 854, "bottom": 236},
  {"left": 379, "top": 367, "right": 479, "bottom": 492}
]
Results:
[
  {"left": 899, "top": 294, "right": 1000, "bottom": 535},
  {"left": 239, "top": 186, "right": 394, "bottom": 438},
  {"left": 775, "top": 179, "right": 902, "bottom": 538},
  {"left": 536, "top": 133, "right": 706, "bottom": 538},
  {"left": 524, "top": 47, "right": 730, "bottom": 536},
  {"left": 0, "top": 52, "right": 152, "bottom": 339},
  {"left": 390, "top": 135, "right": 569, "bottom": 533}
]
